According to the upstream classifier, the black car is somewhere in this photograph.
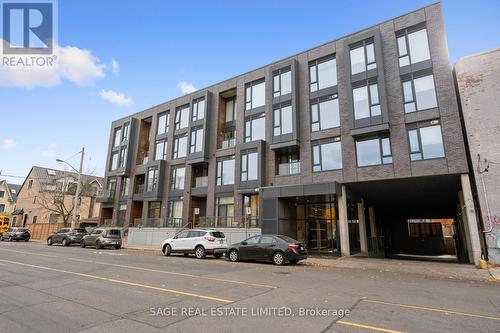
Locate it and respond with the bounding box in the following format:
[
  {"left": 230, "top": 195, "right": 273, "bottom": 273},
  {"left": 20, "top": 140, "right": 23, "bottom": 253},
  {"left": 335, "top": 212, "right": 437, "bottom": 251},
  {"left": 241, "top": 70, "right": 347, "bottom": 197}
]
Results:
[
  {"left": 47, "top": 227, "right": 87, "bottom": 246},
  {"left": 0, "top": 227, "right": 31, "bottom": 242},
  {"left": 227, "top": 235, "right": 307, "bottom": 265}
]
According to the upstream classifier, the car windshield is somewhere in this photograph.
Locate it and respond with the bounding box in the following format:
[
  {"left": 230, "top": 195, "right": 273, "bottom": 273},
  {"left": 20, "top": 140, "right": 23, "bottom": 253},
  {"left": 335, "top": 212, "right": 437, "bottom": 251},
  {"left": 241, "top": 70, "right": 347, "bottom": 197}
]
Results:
[
  {"left": 276, "top": 235, "right": 300, "bottom": 244},
  {"left": 210, "top": 231, "right": 225, "bottom": 238},
  {"left": 74, "top": 228, "right": 86, "bottom": 233}
]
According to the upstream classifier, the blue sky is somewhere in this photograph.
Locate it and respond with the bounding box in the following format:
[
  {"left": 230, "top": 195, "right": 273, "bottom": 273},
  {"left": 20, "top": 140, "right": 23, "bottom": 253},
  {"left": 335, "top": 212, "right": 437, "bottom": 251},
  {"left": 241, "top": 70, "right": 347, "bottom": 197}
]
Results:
[{"left": 1, "top": 0, "right": 499, "bottom": 184}]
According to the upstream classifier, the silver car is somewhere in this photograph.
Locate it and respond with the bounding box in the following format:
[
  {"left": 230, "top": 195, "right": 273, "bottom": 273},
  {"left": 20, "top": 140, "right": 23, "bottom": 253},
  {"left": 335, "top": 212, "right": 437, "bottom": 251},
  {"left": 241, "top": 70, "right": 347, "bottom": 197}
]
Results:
[{"left": 80, "top": 228, "right": 122, "bottom": 249}]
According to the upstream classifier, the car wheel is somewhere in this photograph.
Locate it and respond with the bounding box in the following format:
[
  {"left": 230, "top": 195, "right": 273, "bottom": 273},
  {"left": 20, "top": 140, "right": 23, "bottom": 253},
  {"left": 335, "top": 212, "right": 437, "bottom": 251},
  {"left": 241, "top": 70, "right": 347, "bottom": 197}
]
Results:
[
  {"left": 195, "top": 246, "right": 206, "bottom": 259},
  {"left": 163, "top": 244, "right": 171, "bottom": 256},
  {"left": 24, "top": 238, "right": 29, "bottom": 242},
  {"left": 9, "top": 236, "right": 13, "bottom": 242},
  {"left": 183, "top": 253, "right": 189, "bottom": 257},
  {"left": 114, "top": 245, "right": 121, "bottom": 249},
  {"left": 62, "top": 238, "right": 69, "bottom": 247},
  {"left": 96, "top": 240, "right": 103, "bottom": 249},
  {"left": 80, "top": 241, "right": 86, "bottom": 248},
  {"left": 214, "top": 253, "right": 223, "bottom": 259},
  {"left": 228, "top": 249, "right": 239, "bottom": 262},
  {"left": 47, "top": 238, "right": 53, "bottom": 246},
  {"left": 289, "top": 259, "right": 299, "bottom": 265},
  {"left": 273, "top": 252, "right": 285, "bottom": 265}
]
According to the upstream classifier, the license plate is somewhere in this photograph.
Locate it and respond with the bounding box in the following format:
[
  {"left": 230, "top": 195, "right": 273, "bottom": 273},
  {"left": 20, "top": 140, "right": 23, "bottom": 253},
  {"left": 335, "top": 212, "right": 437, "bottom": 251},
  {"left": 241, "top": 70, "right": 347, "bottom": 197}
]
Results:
[
  {"left": 219, "top": 240, "right": 224, "bottom": 244},
  {"left": 300, "top": 247, "right": 304, "bottom": 250}
]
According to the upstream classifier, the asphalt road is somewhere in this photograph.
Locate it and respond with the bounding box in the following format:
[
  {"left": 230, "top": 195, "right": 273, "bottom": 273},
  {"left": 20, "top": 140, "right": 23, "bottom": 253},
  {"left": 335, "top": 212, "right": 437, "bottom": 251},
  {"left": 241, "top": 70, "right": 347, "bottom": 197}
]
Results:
[{"left": 0, "top": 241, "right": 499, "bottom": 333}]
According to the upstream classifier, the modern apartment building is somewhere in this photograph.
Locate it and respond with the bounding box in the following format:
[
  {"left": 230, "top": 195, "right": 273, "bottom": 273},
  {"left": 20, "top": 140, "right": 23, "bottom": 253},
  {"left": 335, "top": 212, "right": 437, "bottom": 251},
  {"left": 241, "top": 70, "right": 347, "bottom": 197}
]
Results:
[
  {"left": 455, "top": 48, "right": 500, "bottom": 264},
  {"left": 99, "top": 3, "right": 482, "bottom": 264}
]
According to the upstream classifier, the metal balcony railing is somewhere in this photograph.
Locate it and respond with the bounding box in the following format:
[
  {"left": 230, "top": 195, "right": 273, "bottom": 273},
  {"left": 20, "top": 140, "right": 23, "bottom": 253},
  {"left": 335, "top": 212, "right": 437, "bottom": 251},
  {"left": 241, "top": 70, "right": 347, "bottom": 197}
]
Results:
[
  {"left": 134, "top": 184, "right": 145, "bottom": 194},
  {"left": 97, "top": 189, "right": 116, "bottom": 199},
  {"left": 194, "top": 216, "right": 260, "bottom": 229},
  {"left": 130, "top": 217, "right": 185, "bottom": 228},
  {"left": 221, "top": 138, "right": 235, "bottom": 149},
  {"left": 278, "top": 162, "right": 301, "bottom": 175},
  {"left": 194, "top": 176, "right": 208, "bottom": 188}
]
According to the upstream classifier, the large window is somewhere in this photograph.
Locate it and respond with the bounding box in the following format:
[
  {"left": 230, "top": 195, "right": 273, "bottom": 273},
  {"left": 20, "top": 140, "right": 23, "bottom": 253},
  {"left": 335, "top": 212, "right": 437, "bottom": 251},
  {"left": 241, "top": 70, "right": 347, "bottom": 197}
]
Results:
[
  {"left": 273, "top": 68, "right": 291, "bottom": 98},
  {"left": 122, "top": 122, "right": 130, "bottom": 141},
  {"left": 356, "top": 137, "right": 392, "bottom": 167},
  {"left": 397, "top": 28, "right": 431, "bottom": 67},
  {"left": 225, "top": 97, "right": 236, "bottom": 122},
  {"left": 245, "top": 80, "right": 265, "bottom": 110},
  {"left": 311, "top": 95, "right": 340, "bottom": 131},
  {"left": 312, "top": 140, "right": 342, "bottom": 172},
  {"left": 170, "top": 166, "right": 185, "bottom": 190},
  {"left": 148, "top": 201, "right": 161, "bottom": 219},
  {"left": 110, "top": 151, "right": 119, "bottom": 171},
  {"left": 113, "top": 127, "right": 122, "bottom": 147},
  {"left": 169, "top": 200, "right": 183, "bottom": 220},
  {"left": 277, "top": 152, "right": 300, "bottom": 175},
  {"left": 350, "top": 41, "right": 376, "bottom": 75},
  {"left": 189, "top": 128, "right": 204, "bottom": 153},
  {"left": 173, "top": 133, "right": 187, "bottom": 159},
  {"left": 191, "top": 98, "right": 205, "bottom": 122},
  {"left": 309, "top": 57, "right": 337, "bottom": 92},
  {"left": 118, "top": 147, "right": 127, "bottom": 168},
  {"left": 241, "top": 150, "right": 258, "bottom": 182},
  {"left": 155, "top": 139, "right": 167, "bottom": 161},
  {"left": 245, "top": 114, "right": 266, "bottom": 142},
  {"left": 175, "top": 105, "right": 189, "bottom": 130},
  {"left": 146, "top": 166, "right": 159, "bottom": 192},
  {"left": 353, "top": 83, "right": 381, "bottom": 120},
  {"left": 157, "top": 112, "right": 170, "bottom": 135},
  {"left": 120, "top": 177, "right": 129, "bottom": 197},
  {"left": 216, "top": 156, "right": 235, "bottom": 186},
  {"left": 408, "top": 123, "right": 445, "bottom": 161},
  {"left": 273, "top": 103, "right": 292, "bottom": 136},
  {"left": 215, "top": 196, "right": 234, "bottom": 227},
  {"left": 402, "top": 74, "right": 437, "bottom": 113}
]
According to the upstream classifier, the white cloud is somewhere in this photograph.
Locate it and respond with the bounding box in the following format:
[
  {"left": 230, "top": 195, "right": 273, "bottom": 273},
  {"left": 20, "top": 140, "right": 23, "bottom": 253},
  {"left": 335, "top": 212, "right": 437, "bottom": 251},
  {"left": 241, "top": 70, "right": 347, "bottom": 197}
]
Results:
[
  {"left": 177, "top": 81, "right": 197, "bottom": 94},
  {"left": 0, "top": 42, "right": 106, "bottom": 88},
  {"left": 111, "top": 58, "right": 119, "bottom": 74},
  {"left": 2, "top": 138, "right": 17, "bottom": 149},
  {"left": 40, "top": 143, "right": 57, "bottom": 158},
  {"left": 99, "top": 89, "right": 134, "bottom": 106}
]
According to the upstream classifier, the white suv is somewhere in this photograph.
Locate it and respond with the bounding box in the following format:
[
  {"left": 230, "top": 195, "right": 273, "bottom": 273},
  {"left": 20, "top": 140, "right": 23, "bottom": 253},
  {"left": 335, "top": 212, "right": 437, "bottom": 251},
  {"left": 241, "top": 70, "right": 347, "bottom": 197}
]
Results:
[{"left": 161, "top": 229, "right": 227, "bottom": 259}]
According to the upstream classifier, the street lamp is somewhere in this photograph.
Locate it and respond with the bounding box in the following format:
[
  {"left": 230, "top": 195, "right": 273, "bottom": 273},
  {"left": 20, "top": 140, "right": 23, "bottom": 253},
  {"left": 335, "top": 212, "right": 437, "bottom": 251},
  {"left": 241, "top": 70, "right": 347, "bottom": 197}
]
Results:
[{"left": 56, "top": 147, "right": 85, "bottom": 228}]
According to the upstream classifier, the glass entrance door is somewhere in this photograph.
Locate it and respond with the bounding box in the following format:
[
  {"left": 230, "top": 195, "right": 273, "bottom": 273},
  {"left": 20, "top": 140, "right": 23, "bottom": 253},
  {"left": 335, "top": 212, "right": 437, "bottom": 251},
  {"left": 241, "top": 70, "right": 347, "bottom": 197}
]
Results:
[{"left": 307, "top": 219, "right": 328, "bottom": 250}]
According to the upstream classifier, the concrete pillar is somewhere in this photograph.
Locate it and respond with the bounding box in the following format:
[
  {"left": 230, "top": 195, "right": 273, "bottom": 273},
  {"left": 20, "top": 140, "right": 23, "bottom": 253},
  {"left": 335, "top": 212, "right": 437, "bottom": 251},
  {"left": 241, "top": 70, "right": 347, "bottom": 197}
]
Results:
[
  {"left": 358, "top": 199, "right": 368, "bottom": 254},
  {"left": 458, "top": 191, "right": 473, "bottom": 264},
  {"left": 338, "top": 185, "right": 350, "bottom": 257},
  {"left": 460, "top": 174, "right": 482, "bottom": 266},
  {"left": 369, "top": 206, "right": 377, "bottom": 237}
]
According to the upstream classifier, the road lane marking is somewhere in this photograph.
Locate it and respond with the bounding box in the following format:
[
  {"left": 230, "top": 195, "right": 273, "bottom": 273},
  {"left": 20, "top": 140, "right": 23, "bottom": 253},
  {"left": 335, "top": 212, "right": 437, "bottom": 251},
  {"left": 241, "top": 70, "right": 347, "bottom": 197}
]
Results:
[
  {"left": 362, "top": 299, "right": 500, "bottom": 322},
  {"left": 0, "top": 258, "right": 233, "bottom": 304},
  {"left": 337, "top": 320, "right": 405, "bottom": 333},
  {"left": 0, "top": 247, "right": 277, "bottom": 289}
]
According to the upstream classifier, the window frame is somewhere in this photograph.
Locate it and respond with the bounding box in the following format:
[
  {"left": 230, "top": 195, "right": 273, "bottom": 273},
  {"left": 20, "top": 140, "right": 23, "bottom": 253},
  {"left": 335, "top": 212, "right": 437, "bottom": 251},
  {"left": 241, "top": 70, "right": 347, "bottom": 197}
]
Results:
[
  {"left": 310, "top": 94, "right": 340, "bottom": 132},
  {"left": 240, "top": 149, "right": 258, "bottom": 182},
  {"left": 309, "top": 56, "right": 337, "bottom": 92},
  {"left": 113, "top": 127, "right": 122, "bottom": 147},
  {"left": 272, "top": 67, "right": 292, "bottom": 98},
  {"left": 355, "top": 136, "right": 393, "bottom": 167},
  {"left": 189, "top": 127, "right": 204, "bottom": 154},
  {"left": 397, "top": 27, "right": 431, "bottom": 67},
  {"left": 244, "top": 113, "right": 266, "bottom": 143},
  {"left": 191, "top": 97, "right": 206, "bottom": 122},
  {"left": 170, "top": 166, "right": 185, "bottom": 190},
  {"left": 122, "top": 122, "right": 130, "bottom": 142},
  {"left": 216, "top": 156, "right": 235, "bottom": 186},
  {"left": 154, "top": 138, "right": 168, "bottom": 161},
  {"left": 312, "top": 139, "right": 342, "bottom": 172},
  {"left": 245, "top": 79, "right": 265, "bottom": 111},
  {"left": 407, "top": 121, "right": 445, "bottom": 161},
  {"left": 350, "top": 40, "right": 377, "bottom": 75},
  {"left": 172, "top": 133, "right": 188, "bottom": 159},
  {"left": 353, "top": 81, "right": 381, "bottom": 120},
  {"left": 225, "top": 97, "right": 236, "bottom": 123},
  {"left": 156, "top": 112, "right": 170, "bottom": 135},
  {"left": 118, "top": 146, "right": 127, "bottom": 168},
  {"left": 146, "top": 166, "right": 159, "bottom": 192},
  {"left": 273, "top": 102, "right": 293, "bottom": 137},
  {"left": 401, "top": 74, "right": 438, "bottom": 113},
  {"left": 174, "top": 105, "right": 189, "bottom": 130}
]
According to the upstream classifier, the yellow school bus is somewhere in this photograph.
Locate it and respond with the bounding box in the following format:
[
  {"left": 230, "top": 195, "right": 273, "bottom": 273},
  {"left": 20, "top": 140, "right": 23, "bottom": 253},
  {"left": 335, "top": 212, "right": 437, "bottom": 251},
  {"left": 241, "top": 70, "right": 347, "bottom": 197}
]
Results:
[{"left": 0, "top": 216, "right": 11, "bottom": 234}]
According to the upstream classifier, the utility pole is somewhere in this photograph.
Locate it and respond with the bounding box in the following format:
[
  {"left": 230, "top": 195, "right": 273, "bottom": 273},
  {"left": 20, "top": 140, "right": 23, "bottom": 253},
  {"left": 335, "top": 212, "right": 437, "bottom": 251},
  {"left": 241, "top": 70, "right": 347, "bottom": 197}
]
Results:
[{"left": 71, "top": 147, "right": 85, "bottom": 228}]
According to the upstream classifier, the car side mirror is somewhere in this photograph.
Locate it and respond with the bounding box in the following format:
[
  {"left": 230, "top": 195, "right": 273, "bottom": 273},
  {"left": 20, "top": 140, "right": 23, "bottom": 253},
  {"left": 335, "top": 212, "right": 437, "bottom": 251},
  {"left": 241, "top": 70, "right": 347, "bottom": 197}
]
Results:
[
  {"left": 241, "top": 241, "right": 248, "bottom": 246},
  {"left": 173, "top": 236, "right": 178, "bottom": 239}
]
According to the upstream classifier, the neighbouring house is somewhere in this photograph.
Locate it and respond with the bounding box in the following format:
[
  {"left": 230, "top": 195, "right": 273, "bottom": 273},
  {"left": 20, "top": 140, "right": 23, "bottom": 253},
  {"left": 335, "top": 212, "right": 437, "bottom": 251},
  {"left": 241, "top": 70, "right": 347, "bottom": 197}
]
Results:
[
  {"left": 0, "top": 180, "right": 21, "bottom": 217},
  {"left": 13, "top": 166, "right": 104, "bottom": 239},
  {"left": 455, "top": 48, "right": 500, "bottom": 264}
]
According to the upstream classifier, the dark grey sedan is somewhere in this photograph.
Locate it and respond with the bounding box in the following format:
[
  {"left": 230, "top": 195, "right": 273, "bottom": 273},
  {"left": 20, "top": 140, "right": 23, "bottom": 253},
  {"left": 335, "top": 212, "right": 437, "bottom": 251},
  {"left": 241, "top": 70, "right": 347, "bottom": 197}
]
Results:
[{"left": 47, "top": 228, "right": 86, "bottom": 246}]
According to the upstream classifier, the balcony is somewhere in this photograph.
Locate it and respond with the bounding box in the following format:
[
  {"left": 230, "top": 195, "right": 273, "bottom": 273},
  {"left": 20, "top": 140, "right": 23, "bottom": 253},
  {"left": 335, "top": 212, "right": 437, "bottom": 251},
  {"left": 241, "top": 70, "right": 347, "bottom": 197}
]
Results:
[
  {"left": 136, "top": 152, "right": 149, "bottom": 166},
  {"left": 96, "top": 189, "right": 116, "bottom": 203},
  {"left": 221, "top": 138, "right": 235, "bottom": 149},
  {"left": 134, "top": 184, "right": 145, "bottom": 194},
  {"left": 194, "top": 216, "right": 260, "bottom": 229},
  {"left": 130, "top": 217, "right": 185, "bottom": 228},
  {"left": 278, "top": 162, "right": 301, "bottom": 176},
  {"left": 194, "top": 176, "right": 208, "bottom": 188}
]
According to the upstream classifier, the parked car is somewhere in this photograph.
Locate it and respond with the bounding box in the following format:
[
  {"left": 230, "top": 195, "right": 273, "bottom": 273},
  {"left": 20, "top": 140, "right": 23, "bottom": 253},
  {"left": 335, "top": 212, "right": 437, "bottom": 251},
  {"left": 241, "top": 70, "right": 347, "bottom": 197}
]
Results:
[
  {"left": 80, "top": 228, "right": 122, "bottom": 249},
  {"left": 227, "top": 235, "right": 307, "bottom": 265},
  {"left": 161, "top": 229, "right": 227, "bottom": 259},
  {"left": 0, "top": 227, "right": 31, "bottom": 242},
  {"left": 47, "top": 228, "right": 87, "bottom": 246}
]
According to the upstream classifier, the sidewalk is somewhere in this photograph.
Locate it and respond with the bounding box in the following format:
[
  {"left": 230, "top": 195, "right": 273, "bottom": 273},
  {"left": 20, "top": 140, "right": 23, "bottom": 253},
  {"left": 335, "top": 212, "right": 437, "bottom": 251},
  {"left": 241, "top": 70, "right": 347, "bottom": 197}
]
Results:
[{"left": 305, "top": 256, "right": 500, "bottom": 282}]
